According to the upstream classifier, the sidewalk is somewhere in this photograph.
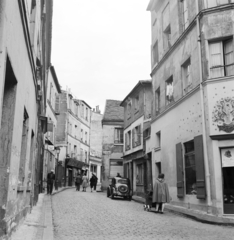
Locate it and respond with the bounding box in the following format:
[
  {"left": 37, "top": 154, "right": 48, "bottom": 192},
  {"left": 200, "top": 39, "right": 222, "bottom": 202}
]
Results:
[
  {"left": 132, "top": 195, "right": 234, "bottom": 226},
  {"left": 10, "top": 186, "right": 74, "bottom": 240}
]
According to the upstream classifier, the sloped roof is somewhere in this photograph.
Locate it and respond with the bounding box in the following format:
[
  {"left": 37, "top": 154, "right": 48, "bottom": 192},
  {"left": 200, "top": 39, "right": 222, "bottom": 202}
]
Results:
[{"left": 102, "top": 99, "right": 124, "bottom": 122}]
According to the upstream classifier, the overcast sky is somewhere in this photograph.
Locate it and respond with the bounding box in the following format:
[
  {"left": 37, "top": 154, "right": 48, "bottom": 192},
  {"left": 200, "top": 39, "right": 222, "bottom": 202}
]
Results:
[{"left": 51, "top": 0, "right": 151, "bottom": 113}]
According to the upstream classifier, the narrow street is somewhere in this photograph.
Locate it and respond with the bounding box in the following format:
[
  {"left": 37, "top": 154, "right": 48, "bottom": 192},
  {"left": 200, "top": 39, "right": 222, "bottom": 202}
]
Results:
[{"left": 52, "top": 189, "right": 234, "bottom": 240}]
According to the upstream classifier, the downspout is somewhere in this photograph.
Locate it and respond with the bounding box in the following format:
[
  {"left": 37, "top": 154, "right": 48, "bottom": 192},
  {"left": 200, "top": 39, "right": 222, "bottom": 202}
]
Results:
[{"left": 196, "top": 0, "right": 212, "bottom": 212}]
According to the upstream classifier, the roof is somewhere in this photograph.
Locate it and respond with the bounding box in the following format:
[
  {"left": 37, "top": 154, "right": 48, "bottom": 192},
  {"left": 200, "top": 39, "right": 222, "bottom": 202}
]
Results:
[
  {"left": 120, "top": 80, "right": 152, "bottom": 106},
  {"left": 102, "top": 100, "right": 124, "bottom": 122},
  {"left": 50, "top": 66, "right": 61, "bottom": 93}
]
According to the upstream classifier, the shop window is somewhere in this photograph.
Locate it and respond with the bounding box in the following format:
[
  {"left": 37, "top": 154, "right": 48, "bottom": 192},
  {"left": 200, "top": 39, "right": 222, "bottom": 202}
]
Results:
[
  {"left": 209, "top": 38, "right": 234, "bottom": 78},
  {"left": 114, "top": 128, "right": 123, "bottom": 144},
  {"left": 136, "top": 164, "right": 144, "bottom": 185},
  {"left": 155, "top": 87, "right": 160, "bottom": 115},
  {"left": 165, "top": 76, "right": 173, "bottom": 105},
  {"left": 184, "top": 140, "right": 197, "bottom": 195},
  {"left": 182, "top": 58, "right": 192, "bottom": 94}
]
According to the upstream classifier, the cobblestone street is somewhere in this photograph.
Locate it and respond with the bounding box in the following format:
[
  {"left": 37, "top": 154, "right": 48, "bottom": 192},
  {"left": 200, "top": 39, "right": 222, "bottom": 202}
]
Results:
[{"left": 52, "top": 188, "right": 234, "bottom": 240}]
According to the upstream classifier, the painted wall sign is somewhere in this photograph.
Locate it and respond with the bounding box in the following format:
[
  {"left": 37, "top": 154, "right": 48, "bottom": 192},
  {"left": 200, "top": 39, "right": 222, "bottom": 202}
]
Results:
[
  {"left": 221, "top": 148, "right": 234, "bottom": 167},
  {"left": 212, "top": 97, "right": 234, "bottom": 133}
]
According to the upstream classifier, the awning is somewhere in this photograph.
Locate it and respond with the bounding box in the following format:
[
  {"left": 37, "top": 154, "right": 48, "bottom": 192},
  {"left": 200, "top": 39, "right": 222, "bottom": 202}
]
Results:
[{"left": 66, "top": 158, "right": 89, "bottom": 169}]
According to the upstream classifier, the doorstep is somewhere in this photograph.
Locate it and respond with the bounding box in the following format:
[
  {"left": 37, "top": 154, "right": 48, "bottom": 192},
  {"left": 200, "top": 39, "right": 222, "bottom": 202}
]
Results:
[{"left": 131, "top": 195, "right": 234, "bottom": 226}]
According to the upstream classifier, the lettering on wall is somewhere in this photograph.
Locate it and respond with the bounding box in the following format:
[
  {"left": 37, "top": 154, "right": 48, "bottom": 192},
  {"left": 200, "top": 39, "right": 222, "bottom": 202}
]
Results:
[{"left": 212, "top": 97, "right": 234, "bottom": 133}]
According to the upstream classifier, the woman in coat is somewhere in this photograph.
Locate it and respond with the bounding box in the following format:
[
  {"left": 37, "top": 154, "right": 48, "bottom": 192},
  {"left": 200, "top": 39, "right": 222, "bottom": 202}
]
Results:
[
  {"left": 152, "top": 173, "right": 170, "bottom": 214},
  {"left": 89, "top": 173, "right": 98, "bottom": 192},
  {"left": 82, "top": 173, "right": 88, "bottom": 192}
]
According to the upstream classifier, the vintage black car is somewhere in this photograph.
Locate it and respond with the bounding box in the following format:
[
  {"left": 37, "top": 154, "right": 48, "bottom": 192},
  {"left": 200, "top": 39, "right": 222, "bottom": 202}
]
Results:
[{"left": 107, "top": 177, "right": 132, "bottom": 200}]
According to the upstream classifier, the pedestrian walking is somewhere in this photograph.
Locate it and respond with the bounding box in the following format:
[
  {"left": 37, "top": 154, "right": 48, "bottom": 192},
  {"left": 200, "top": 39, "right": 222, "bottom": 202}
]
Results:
[
  {"left": 90, "top": 173, "right": 98, "bottom": 192},
  {"left": 82, "top": 173, "right": 88, "bottom": 192},
  {"left": 75, "top": 172, "right": 82, "bottom": 191},
  {"left": 152, "top": 173, "right": 170, "bottom": 214},
  {"left": 47, "top": 169, "right": 55, "bottom": 195}
]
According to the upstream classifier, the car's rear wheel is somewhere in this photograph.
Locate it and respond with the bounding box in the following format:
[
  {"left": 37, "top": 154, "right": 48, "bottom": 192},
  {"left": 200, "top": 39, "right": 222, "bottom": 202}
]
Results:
[{"left": 107, "top": 188, "right": 110, "bottom": 197}]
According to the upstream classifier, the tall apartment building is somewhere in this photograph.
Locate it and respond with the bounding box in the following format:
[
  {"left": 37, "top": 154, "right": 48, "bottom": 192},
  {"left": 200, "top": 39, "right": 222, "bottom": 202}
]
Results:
[
  {"left": 0, "top": 0, "right": 53, "bottom": 237},
  {"left": 56, "top": 90, "right": 91, "bottom": 186},
  {"left": 121, "top": 80, "right": 152, "bottom": 197},
  {"left": 146, "top": 0, "right": 234, "bottom": 219}
]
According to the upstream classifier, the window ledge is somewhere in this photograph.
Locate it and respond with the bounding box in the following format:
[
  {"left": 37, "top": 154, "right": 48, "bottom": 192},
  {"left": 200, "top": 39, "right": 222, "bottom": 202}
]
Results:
[{"left": 154, "top": 147, "right": 161, "bottom": 152}]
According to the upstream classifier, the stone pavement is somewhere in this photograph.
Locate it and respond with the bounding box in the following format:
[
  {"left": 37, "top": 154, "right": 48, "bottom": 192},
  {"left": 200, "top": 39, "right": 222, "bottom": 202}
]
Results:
[{"left": 53, "top": 188, "right": 234, "bottom": 240}]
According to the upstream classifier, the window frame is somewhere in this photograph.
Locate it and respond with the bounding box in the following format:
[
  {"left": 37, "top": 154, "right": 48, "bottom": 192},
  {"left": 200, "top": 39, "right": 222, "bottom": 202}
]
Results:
[
  {"left": 114, "top": 128, "right": 123, "bottom": 144},
  {"left": 165, "top": 76, "right": 174, "bottom": 105}
]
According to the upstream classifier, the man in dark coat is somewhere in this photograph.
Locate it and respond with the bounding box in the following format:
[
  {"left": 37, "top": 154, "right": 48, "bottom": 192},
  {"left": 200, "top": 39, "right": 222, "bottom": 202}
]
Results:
[
  {"left": 75, "top": 173, "right": 82, "bottom": 191},
  {"left": 90, "top": 173, "right": 98, "bottom": 192},
  {"left": 47, "top": 170, "right": 55, "bottom": 195}
]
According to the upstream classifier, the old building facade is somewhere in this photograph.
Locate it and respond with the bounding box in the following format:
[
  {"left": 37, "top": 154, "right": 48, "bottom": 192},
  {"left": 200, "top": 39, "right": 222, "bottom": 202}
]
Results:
[
  {"left": 101, "top": 100, "right": 124, "bottom": 190},
  {"left": 0, "top": 0, "right": 53, "bottom": 237},
  {"left": 121, "top": 80, "right": 152, "bottom": 197},
  {"left": 147, "top": 0, "right": 234, "bottom": 219},
  {"left": 56, "top": 90, "right": 90, "bottom": 186},
  {"left": 90, "top": 107, "right": 103, "bottom": 183}
]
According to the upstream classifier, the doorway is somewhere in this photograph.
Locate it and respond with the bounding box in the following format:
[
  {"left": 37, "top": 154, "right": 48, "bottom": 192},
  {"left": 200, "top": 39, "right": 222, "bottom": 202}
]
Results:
[
  {"left": 68, "top": 169, "right": 73, "bottom": 186},
  {"left": 221, "top": 148, "right": 234, "bottom": 214}
]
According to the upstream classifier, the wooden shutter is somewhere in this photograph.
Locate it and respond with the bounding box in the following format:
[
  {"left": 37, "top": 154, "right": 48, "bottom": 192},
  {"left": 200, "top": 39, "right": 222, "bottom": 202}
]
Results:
[
  {"left": 194, "top": 135, "right": 206, "bottom": 199},
  {"left": 176, "top": 142, "right": 184, "bottom": 198},
  {"left": 139, "top": 124, "right": 141, "bottom": 145},
  {"left": 132, "top": 129, "right": 135, "bottom": 148}
]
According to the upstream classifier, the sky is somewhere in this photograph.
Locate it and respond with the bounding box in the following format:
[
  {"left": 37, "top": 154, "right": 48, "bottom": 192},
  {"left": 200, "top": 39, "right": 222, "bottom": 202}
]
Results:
[{"left": 51, "top": 0, "right": 151, "bottom": 113}]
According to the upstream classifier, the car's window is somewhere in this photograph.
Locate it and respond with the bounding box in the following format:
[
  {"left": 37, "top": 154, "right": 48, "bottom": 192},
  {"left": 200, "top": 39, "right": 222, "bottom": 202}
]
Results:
[{"left": 117, "top": 179, "right": 128, "bottom": 184}]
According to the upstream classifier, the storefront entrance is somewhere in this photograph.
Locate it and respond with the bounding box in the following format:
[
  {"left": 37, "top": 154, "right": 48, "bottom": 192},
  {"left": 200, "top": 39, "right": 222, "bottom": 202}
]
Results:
[{"left": 221, "top": 148, "right": 234, "bottom": 214}]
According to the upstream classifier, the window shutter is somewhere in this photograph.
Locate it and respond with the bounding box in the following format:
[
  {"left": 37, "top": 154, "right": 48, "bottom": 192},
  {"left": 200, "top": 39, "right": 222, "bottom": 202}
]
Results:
[
  {"left": 47, "top": 121, "right": 53, "bottom": 132},
  {"left": 194, "top": 135, "right": 206, "bottom": 199},
  {"left": 132, "top": 129, "right": 135, "bottom": 148},
  {"left": 224, "top": 39, "right": 234, "bottom": 76},
  {"left": 139, "top": 124, "right": 141, "bottom": 145},
  {"left": 176, "top": 142, "right": 184, "bottom": 198}
]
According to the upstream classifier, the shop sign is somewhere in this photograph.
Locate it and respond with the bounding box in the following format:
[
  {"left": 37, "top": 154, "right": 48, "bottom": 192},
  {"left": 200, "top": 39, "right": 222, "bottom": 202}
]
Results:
[{"left": 221, "top": 148, "right": 234, "bottom": 167}]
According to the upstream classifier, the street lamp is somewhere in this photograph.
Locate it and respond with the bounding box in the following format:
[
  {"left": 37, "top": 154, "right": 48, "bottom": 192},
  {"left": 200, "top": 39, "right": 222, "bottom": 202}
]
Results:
[{"left": 55, "top": 147, "right": 60, "bottom": 190}]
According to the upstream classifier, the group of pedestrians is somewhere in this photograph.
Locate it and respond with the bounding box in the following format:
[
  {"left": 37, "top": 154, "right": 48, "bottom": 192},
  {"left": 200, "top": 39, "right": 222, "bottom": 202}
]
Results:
[{"left": 75, "top": 172, "right": 98, "bottom": 192}]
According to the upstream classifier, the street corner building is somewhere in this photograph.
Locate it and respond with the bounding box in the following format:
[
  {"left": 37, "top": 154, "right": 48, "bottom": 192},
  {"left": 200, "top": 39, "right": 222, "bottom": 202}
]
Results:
[
  {"left": 0, "top": 0, "right": 54, "bottom": 238},
  {"left": 146, "top": 0, "right": 234, "bottom": 220},
  {"left": 101, "top": 100, "right": 124, "bottom": 190}
]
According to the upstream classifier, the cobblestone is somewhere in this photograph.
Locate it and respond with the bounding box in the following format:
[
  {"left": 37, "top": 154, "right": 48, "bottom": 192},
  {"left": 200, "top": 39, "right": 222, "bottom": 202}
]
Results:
[{"left": 52, "top": 188, "right": 234, "bottom": 240}]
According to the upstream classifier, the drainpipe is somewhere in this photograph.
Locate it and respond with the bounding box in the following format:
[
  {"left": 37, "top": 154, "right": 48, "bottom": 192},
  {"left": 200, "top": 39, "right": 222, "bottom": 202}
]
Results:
[{"left": 196, "top": 0, "right": 212, "bottom": 212}]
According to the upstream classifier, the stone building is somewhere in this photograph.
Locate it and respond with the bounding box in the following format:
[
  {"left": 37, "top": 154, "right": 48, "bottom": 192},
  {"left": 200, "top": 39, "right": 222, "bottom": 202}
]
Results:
[
  {"left": 56, "top": 90, "right": 91, "bottom": 186},
  {"left": 146, "top": 0, "right": 234, "bottom": 220},
  {"left": 90, "top": 106, "right": 103, "bottom": 183},
  {"left": 44, "top": 66, "right": 61, "bottom": 189},
  {"left": 120, "top": 80, "right": 152, "bottom": 197},
  {"left": 101, "top": 100, "right": 124, "bottom": 190},
  {"left": 0, "top": 0, "right": 53, "bottom": 237}
]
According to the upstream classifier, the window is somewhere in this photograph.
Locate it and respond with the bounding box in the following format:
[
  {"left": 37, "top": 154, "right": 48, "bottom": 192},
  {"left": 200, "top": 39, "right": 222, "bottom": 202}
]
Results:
[
  {"left": 163, "top": 25, "right": 171, "bottom": 50},
  {"left": 133, "top": 125, "right": 141, "bottom": 148},
  {"left": 155, "top": 87, "right": 160, "bottom": 114},
  {"left": 134, "top": 95, "right": 139, "bottom": 112},
  {"left": 181, "top": 0, "right": 189, "bottom": 30},
  {"left": 209, "top": 39, "right": 234, "bottom": 78},
  {"left": 125, "top": 130, "right": 131, "bottom": 151},
  {"left": 85, "top": 151, "right": 87, "bottom": 163},
  {"left": 81, "top": 104, "right": 84, "bottom": 118},
  {"left": 155, "top": 131, "right": 161, "bottom": 149},
  {"left": 86, "top": 107, "right": 88, "bottom": 120},
  {"left": 182, "top": 58, "right": 192, "bottom": 94},
  {"left": 165, "top": 76, "right": 173, "bottom": 105},
  {"left": 80, "top": 148, "right": 83, "bottom": 161},
  {"left": 85, "top": 132, "right": 87, "bottom": 143},
  {"left": 136, "top": 164, "right": 144, "bottom": 185},
  {"left": 127, "top": 101, "right": 132, "bottom": 118},
  {"left": 152, "top": 41, "right": 159, "bottom": 65},
  {"left": 162, "top": 4, "right": 171, "bottom": 50},
  {"left": 114, "top": 128, "right": 123, "bottom": 144},
  {"left": 184, "top": 140, "right": 196, "bottom": 195},
  {"left": 81, "top": 129, "right": 83, "bottom": 141},
  {"left": 208, "top": 0, "right": 232, "bottom": 8}
]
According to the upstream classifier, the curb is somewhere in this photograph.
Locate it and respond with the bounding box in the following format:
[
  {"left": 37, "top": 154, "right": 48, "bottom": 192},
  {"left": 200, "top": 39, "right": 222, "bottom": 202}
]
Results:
[{"left": 131, "top": 196, "right": 234, "bottom": 227}]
